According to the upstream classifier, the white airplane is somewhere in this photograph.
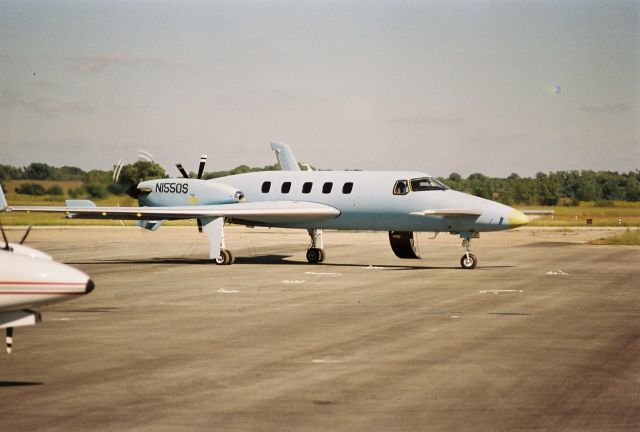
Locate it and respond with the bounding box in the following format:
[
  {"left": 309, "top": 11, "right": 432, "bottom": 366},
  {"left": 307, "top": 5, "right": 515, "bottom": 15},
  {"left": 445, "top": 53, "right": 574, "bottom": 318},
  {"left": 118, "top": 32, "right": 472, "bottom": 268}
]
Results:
[
  {"left": 2, "top": 143, "right": 529, "bottom": 269},
  {"left": 0, "top": 219, "right": 94, "bottom": 353}
]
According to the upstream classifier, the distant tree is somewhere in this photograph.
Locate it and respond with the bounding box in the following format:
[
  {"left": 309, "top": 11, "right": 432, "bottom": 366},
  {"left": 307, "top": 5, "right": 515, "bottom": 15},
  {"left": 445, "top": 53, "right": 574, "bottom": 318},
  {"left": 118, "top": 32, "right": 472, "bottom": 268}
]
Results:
[
  {"left": 117, "top": 161, "right": 166, "bottom": 186},
  {"left": 448, "top": 172, "right": 462, "bottom": 182},
  {"left": 15, "top": 182, "right": 46, "bottom": 195},
  {"left": 0, "top": 164, "right": 22, "bottom": 180},
  {"left": 576, "top": 171, "right": 602, "bottom": 201},
  {"left": 68, "top": 187, "right": 85, "bottom": 198},
  {"left": 46, "top": 185, "right": 64, "bottom": 195},
  {"left": 625, "top": 176, "right": 640, "bottom": 201},
  {"left": 23, "top": 163, "right": 53, "bottom": 180},
  {"left": 58, "top": 166, "right": 86, "bottom": 180},
  {"left": 85, "top": 183, "right": 108, "bottom": 199}
]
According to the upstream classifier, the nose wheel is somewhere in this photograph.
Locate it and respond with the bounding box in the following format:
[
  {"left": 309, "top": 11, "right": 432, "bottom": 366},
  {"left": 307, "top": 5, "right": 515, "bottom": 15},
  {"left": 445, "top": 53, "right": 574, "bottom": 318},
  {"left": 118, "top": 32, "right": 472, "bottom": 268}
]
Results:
[
  {"left": 306, "top": 229, "right": 326, "bottom": 264},
  {"left": 460, "top": 238, "right": 478, "bottom": 269},
  {"left": 306, "top": 247, "right": 325, "bottom": 264}
]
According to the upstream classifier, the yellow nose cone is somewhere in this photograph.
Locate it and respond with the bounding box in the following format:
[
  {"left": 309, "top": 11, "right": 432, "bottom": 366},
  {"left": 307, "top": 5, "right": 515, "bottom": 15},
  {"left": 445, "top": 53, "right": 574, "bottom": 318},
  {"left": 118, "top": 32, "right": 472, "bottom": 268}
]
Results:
[{"left": 508, "top": 209, "right": 529, "bottom": 228}]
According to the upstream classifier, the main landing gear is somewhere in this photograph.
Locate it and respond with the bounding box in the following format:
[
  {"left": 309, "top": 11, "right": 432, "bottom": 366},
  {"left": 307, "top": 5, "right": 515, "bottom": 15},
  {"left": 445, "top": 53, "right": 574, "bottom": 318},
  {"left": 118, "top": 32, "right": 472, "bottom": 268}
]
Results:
[
  {"left": 460, "top": 237, "right": 478, "bottom": 269},
  {"left": 306, "top": 229, "right": 325, "bottom": 264},
  {"left": 215, "top": 249, "right": 235, "bottom": 265}
]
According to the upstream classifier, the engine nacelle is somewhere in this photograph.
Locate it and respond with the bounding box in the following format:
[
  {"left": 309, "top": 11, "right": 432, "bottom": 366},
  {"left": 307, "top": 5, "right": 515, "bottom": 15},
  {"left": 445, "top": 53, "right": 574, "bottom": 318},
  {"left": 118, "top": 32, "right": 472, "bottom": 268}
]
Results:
[
  {"left": 388, "top": 231, "right": 421, "bottom": 259},
  {"left": 136, "top": 178, "right": 244, "bottom": 207}
]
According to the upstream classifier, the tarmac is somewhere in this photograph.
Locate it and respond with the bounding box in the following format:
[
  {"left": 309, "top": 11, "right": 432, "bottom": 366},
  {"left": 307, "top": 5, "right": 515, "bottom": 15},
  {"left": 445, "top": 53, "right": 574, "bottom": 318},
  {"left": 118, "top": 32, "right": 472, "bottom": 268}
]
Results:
[{"left": 1, "top": 226, "right": 639, "bottom": 431}]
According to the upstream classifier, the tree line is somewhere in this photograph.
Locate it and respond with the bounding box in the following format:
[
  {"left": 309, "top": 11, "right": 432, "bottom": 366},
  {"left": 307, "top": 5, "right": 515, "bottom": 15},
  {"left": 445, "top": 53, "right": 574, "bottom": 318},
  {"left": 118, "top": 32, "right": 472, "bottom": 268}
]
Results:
[{"left": 1, "top": 162, "right": 638, "bottom": 205}]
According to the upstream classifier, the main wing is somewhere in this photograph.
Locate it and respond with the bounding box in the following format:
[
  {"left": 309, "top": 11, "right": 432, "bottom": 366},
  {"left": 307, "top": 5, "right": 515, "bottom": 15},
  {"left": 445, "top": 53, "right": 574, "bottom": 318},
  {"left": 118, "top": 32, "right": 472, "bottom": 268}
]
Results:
[{"left": 6, "top": 201, "right": 341, "bottom": 225}]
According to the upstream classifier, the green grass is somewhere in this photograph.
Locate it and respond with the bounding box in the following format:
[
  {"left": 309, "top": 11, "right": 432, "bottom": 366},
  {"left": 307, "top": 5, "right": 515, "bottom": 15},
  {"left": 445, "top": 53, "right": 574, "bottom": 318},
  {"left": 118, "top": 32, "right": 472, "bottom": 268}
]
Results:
[
  {"left": 589, "top": 229, "right": 640, "bottom": 245},
  {"left": 523, "top": 201, "right": 640, "bottom": 227}
]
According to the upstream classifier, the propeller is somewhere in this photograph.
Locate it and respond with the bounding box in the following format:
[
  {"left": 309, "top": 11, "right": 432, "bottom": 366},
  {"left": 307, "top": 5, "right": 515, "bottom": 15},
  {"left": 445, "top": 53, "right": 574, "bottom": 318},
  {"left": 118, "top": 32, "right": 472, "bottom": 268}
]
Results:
[
  {"left": 175, "top": 155, "right": 208, "bottom": 233},
  {"left": 175, "top": 154, "right": 207, "bottom": 179},
  {"left": 112, "top": 149, "right": 163, "bottom": 200}
]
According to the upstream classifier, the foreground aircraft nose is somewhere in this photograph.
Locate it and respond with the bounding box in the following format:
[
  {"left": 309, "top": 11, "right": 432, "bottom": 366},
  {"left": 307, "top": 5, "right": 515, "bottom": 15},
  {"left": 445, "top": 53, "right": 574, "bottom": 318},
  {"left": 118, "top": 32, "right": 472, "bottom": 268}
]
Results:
[
  {"left": 85, "top": 279, "right": 95, "bottom": 294},
  {"left": 508, "top": 209, "right": 529, "bottom": 228}
]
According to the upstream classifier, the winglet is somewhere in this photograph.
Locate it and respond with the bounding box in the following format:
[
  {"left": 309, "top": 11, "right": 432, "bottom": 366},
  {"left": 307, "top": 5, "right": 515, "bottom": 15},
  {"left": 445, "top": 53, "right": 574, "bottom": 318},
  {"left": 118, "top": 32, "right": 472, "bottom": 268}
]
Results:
[
  {"left": 0, "top": 184, "right": 7, "bottom": 212},
  {"left": 270, "top": 142, "right": 301, "bottom": 171}
]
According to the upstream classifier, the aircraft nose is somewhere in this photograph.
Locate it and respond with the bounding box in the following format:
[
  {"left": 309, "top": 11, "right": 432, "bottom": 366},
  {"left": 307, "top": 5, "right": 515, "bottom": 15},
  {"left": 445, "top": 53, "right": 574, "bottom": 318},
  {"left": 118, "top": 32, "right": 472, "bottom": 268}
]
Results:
[
  {"left": 508, "top": 209, "right": 529, "bottom": 228},
  {"left": 85, "top": 279, "right": 95, "bottom": 294}
]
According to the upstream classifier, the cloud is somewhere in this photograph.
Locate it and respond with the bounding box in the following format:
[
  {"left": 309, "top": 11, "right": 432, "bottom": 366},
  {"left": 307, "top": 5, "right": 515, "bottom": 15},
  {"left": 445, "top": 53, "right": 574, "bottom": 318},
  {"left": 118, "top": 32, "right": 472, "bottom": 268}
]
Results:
[
  {"left": 28, "top": 97, "right": 96, "bottom": 114},
  {"left": 70, "top": 50, "right": 166, "bottom": 74},
  {"left": 0, "top": 90, "right": 18, "bottom": 107},
  {"left": 581, "top": 103, "right": 632, "bottom": 114},
  {"left": 388, "top": 115, "right": 464, "bottom": 125},
  {"left": 0, "top": 90, "right": 95, "bottom": 115}
]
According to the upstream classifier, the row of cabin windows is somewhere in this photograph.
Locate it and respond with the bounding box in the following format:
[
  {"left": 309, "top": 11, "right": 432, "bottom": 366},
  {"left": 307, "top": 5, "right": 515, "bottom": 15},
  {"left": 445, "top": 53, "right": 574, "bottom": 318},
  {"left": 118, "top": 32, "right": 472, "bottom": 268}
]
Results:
[{"left": 261, "top": 181, "right": 354, "bottom": 195}]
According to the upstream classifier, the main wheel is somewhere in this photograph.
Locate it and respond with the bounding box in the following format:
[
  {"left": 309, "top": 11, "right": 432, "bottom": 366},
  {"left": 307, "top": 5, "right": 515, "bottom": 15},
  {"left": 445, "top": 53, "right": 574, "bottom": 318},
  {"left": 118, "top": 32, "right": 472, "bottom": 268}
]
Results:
[
  {"left": 226, "top": 249, "right": 235, "bottom": 265},
  {"left": 318, "top": 249, "right": 326, "bottom": 263},
  {"left": 460, "top": 253, "right": 478, "bottom": 269},
  {"left": 306, "top": 248, "right": 321, "bottom": 264},
  {"left": 215, "top": 249, "right": 233, "bottom": 265}
]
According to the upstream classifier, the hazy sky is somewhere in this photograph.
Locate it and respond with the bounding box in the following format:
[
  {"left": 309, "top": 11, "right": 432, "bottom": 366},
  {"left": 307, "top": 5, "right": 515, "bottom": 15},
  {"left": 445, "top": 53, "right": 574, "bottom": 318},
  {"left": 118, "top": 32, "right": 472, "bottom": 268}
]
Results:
[{"left": 1, "top": 0, "right": 638, "bottom": 177}]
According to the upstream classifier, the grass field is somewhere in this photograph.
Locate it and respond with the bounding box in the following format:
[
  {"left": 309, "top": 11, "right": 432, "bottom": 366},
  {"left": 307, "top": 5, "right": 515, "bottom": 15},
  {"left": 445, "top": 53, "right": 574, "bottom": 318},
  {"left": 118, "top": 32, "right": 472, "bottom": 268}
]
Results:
[
  {"left": 589, "top": 228, "right": 640, "bottom": 245},
  {"left": 522, "top": 201, "right": 640, "bottom": 227}
]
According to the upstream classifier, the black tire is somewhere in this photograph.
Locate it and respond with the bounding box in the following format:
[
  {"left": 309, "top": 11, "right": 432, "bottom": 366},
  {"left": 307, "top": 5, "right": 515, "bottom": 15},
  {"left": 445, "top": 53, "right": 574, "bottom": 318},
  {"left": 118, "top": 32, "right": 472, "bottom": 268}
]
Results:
[
  {"left": 460, "top": 253, "right": 478, "bottom": 269},
  {"left": 227, "top": 250, "right": 235, "bottom": 265},
  {"left": 318, "top": 249, "right": 325, "bottom": 263},
  {"left": 306, "top": 248, "right": 321, "bottom": 263}
]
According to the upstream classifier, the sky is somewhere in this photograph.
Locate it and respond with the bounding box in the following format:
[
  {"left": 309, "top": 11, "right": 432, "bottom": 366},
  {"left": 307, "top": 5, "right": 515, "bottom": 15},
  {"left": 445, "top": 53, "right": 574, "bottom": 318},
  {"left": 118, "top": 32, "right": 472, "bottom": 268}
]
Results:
[{"left": 0, "top": 0, "right": 638, "bottom": 177}]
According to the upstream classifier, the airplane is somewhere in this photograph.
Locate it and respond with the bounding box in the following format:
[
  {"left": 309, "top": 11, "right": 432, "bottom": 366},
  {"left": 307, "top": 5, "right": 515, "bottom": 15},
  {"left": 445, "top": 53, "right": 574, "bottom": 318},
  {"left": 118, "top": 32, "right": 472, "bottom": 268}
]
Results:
[
  {"left": 0, "top": 224, "right": 95, "bottom": 354},
  {"left": 1, "top": 143, "right": 529, "bottom": 269}
]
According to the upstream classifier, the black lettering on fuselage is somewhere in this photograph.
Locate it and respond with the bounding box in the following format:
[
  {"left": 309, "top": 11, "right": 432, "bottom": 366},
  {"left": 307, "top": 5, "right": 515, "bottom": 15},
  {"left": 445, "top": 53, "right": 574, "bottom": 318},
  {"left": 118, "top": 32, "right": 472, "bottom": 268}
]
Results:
[{"left": 155, "top": 182, "right": 189, "bottom": 194}]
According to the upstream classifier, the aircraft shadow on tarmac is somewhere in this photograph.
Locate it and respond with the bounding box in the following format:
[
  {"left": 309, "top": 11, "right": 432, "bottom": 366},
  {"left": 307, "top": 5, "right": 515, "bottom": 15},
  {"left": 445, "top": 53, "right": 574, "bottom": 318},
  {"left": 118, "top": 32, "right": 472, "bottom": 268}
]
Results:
[
  {"left": 0, "top": 381, "right": 43, "bottom": 388},
  {"left": 66, "top": 255, "right": 514, "bottom": 270}
]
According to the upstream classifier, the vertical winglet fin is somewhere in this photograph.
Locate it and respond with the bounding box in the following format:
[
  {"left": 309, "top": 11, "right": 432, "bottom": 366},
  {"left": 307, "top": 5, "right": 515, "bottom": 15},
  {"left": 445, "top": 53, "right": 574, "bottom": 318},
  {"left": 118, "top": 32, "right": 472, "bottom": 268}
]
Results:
[
  {"left": 0, "top": 185, "right": 7, "bottom": 211},
  {"left": 270, "top": 142, "right": 301, "bottom": 171}
]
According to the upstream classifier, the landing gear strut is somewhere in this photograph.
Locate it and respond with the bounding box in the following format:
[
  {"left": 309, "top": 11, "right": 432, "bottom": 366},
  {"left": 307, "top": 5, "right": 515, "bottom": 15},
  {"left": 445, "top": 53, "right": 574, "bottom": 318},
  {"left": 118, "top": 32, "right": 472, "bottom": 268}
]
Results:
[
  {"left": 460, "top": 237, "right": 478, "bottom": 269},
  {"left": 306, "top": 229, "right": 325, "bottom": 264}
]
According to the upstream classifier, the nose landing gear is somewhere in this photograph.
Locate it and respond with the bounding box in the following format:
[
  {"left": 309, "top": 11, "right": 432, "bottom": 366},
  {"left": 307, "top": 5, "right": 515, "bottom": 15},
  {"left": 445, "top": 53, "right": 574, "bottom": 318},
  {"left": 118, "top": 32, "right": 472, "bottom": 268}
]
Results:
[
  {"left": 460, "top": 237, "right": 478, "bottom": 269},
  {"left": 306, "top": 229, "right": 325, "bottom": 263}
]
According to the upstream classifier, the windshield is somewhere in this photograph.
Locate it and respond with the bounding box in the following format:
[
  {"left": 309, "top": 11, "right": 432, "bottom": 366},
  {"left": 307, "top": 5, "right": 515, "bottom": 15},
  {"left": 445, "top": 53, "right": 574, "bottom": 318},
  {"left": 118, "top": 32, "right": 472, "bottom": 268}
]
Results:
[{"left": 410, "top": 177, "right": 448, "bottom": 191}]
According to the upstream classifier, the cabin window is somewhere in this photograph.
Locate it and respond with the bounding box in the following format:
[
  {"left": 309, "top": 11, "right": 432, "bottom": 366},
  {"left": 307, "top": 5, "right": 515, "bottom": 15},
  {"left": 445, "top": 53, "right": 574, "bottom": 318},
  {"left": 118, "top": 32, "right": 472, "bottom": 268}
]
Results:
[
  {"left": 322, "top": 182, "right": 333, "bottom": 194},
  {"left": 281, "top": 182, "right": 291, "bottom": 193},
  {"left": 302, "top": 182, "right": 313, "bottom": 194},
  {"left": 393, "top": 180, "right": 409, "bottom": 195},
  {"left": 342, "top": 182, "right": 354, "bottom": 194},
  {"left": 410, "top": 177, "right": 448, "bottom": 191},
  {"left": 261, "top": 181, "right": 271, "bottom": 193}
]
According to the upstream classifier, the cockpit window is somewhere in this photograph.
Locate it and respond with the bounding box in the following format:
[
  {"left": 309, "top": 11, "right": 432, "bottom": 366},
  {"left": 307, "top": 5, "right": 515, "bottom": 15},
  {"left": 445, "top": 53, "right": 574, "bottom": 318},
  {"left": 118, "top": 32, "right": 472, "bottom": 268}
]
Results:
[
  {"left": 393, "top": 180, "right": 409, "bottom": 195},
  {"left": 410, "top": 177, "right": 448, "bottom": 191}
]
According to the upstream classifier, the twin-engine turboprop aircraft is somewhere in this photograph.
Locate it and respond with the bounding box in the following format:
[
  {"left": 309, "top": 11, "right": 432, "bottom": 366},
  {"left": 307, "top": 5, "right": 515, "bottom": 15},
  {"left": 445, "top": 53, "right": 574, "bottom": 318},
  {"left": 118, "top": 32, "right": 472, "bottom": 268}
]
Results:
[
  {"left": 2, "top": 143, "right": 529, "bottom": 268},
  {"left": 0, "top": 223, "right": 94, "bottom": 353}
]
